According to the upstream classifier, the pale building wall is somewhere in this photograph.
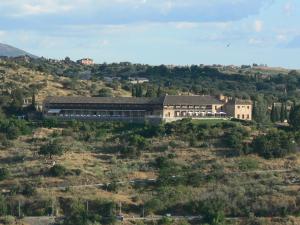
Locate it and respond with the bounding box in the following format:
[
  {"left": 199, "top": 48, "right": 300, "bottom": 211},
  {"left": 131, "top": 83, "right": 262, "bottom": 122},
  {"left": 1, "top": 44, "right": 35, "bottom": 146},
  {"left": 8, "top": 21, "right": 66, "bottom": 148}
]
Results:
[
  {"left": 212, "top": 104, "right": 224, "bottom": 113},
  {"left": 163, "top": 106, "right": 175, "bottom": 118},
  {"left": 235, "top": 104, "right": 252, "bottom": 120}
]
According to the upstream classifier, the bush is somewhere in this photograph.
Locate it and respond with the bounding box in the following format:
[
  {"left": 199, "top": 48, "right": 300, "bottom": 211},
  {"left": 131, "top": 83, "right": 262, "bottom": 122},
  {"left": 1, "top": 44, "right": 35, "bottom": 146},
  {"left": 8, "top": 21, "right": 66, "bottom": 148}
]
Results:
[
  {"left": 48, "top": 165, "right": 67, "bottom": 177},
  {"left": 0, "top": 195, "right": 7, "bottom": 216},
  {"left": 63, "top": 199, "right": 116, "bottom": 225},
  {"left": 0, "top": 216, "right": 15, "bottom": 225},
  {"left": 191, "top": 196, "right": 226, "bottom": 225},
  {"left": 120, "top": 146, "right": 141, "bottom": 158},
  {"left": 39, "top": 139, "right": 64, "bottom": 159},
  {"left": 98, "top": 88, "right": 113, "bottom": 97},
  {"left": 224, "top": 127, "right": 249, "bottom": 153},
  {"left": 0, "top": 168, "right": 10, "bottom": 181},
  {"left": 159, "top": 217, "right": 174, "bottom": 225},
  {"left": 22, "top": 183, "right": 36, "bottom": 196},
  {"left": 251, "top": 130, "right": 296, "bottom": 159},
  {"left": 238, "top": 158, "right": 259, "bottom": 171},
  {"left": 0, "top": 134, "right": 11, "bottom": 148}
]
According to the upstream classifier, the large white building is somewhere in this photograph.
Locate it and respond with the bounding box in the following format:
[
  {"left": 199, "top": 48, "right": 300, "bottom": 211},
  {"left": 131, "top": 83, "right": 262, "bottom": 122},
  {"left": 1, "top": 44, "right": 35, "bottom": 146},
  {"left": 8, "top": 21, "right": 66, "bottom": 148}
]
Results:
[{"left": 43, "top": 95, "right": 252, "bottom": 123}]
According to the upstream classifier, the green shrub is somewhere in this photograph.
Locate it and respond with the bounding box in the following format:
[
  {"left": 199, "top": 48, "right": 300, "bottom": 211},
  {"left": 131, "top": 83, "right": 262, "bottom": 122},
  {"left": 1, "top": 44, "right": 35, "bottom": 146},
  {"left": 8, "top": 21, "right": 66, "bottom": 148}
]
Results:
[
  {"left": 191, "top": 196, "right": 226, "bottom": 225},
  {"left": 22, "top": 183, "right": 36, "bottom": 196},
  {"left": 39, "top": 139, "right": 64, "bottom": 159},
  {"left": 0, "top": 195, "right": 7, "bottom": 216},
  {"left": 159, "top": 217, "right": 174, "bottom": 225},
  {"left": 0, "top": 216, "right": 15, "bottom": 225},
  {"left": 251, "top": 130, "right": 296, "bottom": 159},
  {"left": 98, "top": 88, "right": 113, "bottom": 97},
  {"left": 48, "top": 165, "right": 67, "bottom": 177},
  {"left": 0, "top": 168, "right": 10, "bottom": 181},
  {"left": 238, "top": 158, "right": 259, "bottom": 171}
]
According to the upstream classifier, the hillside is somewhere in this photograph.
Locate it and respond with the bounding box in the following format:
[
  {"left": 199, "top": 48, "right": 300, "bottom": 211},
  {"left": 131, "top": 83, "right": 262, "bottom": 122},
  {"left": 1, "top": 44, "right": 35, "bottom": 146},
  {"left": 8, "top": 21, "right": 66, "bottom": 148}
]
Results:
[
  {"left": 0, "top": 57, "right": 300, "bottom": 225},
  {"left": 0, "top": 43, "right": 37, "bottom": 58}
]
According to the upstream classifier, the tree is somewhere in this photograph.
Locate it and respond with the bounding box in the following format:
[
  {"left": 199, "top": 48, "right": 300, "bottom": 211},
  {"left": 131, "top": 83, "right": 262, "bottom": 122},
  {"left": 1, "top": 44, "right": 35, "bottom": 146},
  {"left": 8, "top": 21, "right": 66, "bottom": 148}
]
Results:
[
  {"left": 157, "top": 86, "right": 163, "bottom": 97},
  {"left": 39, "top": 139, "right": 64, "bottom": 159},
  {"left": 6, "top": 125, "right": 21, "bottom": 140},
  {"left": 0, "top": 195, "right": 7, "bottom": 216},
  {"left": 289, "top": 105, "right": 300, "bottom": 130},
  {"left": 132, "top": 85, "right": 143, "bottom": 97},
  {"left": 270, "top": 104, "right": 276, "bottom": 123},
  {"left": 0, "top": 168, "right": 10, "bottom": 181},
  {"left": 270, "top": 104, "right": 280, "bottom": 123},
  {"left": 252, "top": 130, "right": 296, "bottom": 159},
  {"left": 131, "top": 86, "right": 136, "bottom": 97},
  {"left": 280, "top": 103, "right": 287, "bottom": 122},
  {"left": 145, "top": 87, "right": 156, "bottom": 97},
  {"left": 192, "top": 196, "right": 226, "bottom": 225},
  {"left": 98, "top": 88, "right": 113, "bottom": 97},
  {"left": 253, "top": 95, "right": 269, "bottom": 124},
  {"left": 48, "top": 164, "right": 67, "bottom": 177}
]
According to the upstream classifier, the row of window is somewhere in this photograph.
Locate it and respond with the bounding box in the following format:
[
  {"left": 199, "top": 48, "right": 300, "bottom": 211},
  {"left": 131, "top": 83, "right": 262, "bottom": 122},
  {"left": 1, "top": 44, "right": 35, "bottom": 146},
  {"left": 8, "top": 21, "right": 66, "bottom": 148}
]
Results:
[
  {"left": 237, "top": 114, "right": 250, "bottom": 119},
  {"left": 165, "top": 105, "right": 214, "bottom": 110},
  {"left": 165, "top": 111, "right": 227, "bottom": 118},
  {"left": 49, "top": 110, "right": 149, "bottom": 117},
  {"left": 237, "top": 105, "right": 251, "bottom": 109}
]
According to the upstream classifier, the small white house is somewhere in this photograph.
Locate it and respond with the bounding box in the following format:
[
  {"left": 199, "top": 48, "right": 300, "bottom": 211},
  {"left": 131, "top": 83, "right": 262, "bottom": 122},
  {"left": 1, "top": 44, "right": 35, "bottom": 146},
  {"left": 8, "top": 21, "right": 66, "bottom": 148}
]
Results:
[{"left": 129, "top": 77, "right": 149, "bottom": 84}]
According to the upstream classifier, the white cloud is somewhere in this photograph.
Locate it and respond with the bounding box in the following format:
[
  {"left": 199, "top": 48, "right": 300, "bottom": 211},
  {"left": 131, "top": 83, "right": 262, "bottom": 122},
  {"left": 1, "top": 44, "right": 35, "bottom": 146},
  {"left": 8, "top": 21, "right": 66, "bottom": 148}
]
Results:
[
  {"left": 253, "top": 20, "right": 263, "bottom": 32},
  {"left": 249, "top": 37, "right": 263, "bottom": 45},
  {"left": 99, "top": 40, "right": 110, "bottom": 47},
  {"left": 174, "top": 22, "right": 199, "bottom": 29},
  {"left": 276, "top": 34, "right": 288, "bottom": 42},
  {"left": 0, "top": 0, "right": 272, "bottom": 23},
  {"left": 283, "top": 2, "right": 293, "bottom": 15},
  {"left": 0, "top": 30, "right": 6, "bottom": 37},
  {"left": 4, "top": 0, "right": 78, "bottom": 17}
]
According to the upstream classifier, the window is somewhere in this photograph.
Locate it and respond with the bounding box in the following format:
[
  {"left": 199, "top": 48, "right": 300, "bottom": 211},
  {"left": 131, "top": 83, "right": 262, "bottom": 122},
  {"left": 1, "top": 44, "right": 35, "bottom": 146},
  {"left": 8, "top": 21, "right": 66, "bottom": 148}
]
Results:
[
  {"left": 242, "top": 114, "right": 245, "bottom": 119},
  {"left": 247, "top": 106, "right": 250, "bottom": 109},
  {"left": 237, "top": 114, "right": 240, "bottom": 119},
  {"left": 247, "top": 114, "right": 250, "bottom": 119},
  {"left": 237, "top": 106, "right": 240, "bottom": 109}
]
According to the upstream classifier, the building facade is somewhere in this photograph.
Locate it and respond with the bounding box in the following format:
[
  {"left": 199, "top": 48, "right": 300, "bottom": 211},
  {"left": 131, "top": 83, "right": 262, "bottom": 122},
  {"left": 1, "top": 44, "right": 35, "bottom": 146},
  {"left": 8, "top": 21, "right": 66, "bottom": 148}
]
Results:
[
  {"left": 224, "top": 99, "right": 252, "bottom": 121},
  {"left": 43, "top": 95, "right": 252, "bottom": 123}
]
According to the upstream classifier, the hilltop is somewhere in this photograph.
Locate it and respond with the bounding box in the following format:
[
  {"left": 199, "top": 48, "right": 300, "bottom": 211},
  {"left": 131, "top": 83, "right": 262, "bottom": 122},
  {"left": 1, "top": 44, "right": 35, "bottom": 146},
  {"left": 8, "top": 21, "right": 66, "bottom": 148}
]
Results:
[{"left": 0, "top": 43, "right": 37, "bottom": 58}]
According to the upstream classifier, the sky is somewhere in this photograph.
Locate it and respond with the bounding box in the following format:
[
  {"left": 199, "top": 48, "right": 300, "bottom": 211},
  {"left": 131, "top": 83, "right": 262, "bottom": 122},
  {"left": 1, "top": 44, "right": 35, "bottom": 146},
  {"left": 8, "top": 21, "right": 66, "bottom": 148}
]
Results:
[{"left": 0, "top": 0, "right": 300, "bottom": 68}]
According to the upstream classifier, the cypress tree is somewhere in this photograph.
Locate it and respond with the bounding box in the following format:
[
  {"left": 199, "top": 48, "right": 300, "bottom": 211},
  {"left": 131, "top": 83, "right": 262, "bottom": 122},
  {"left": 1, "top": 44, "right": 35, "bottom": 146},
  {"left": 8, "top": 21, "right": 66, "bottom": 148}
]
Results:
[
  {"left": 280, "top": 103, "right": 286, "bottom": 122},
  {"left": 157, "top": 86, "right": 162, "bottom": 97},
  {"left": 253, "top": 95, "right": 269, "bottom": 124},
  {"left": 131, "top": 86, "right": 136, "bottom": 97},
  {"left": 284, "top": 103, "right": 288, "bottom": 121},
  {"left": 275, "top": 105, "right": 280, "bottom": 122},
  {"left": 270, "top": 104, "right": 276, "bottom": 123},
  {"left": 135, "top": 85, "right": 143, "bottom": 97},
  {"left": 289, "top": 101, "right": 296, "bottom": 123}
]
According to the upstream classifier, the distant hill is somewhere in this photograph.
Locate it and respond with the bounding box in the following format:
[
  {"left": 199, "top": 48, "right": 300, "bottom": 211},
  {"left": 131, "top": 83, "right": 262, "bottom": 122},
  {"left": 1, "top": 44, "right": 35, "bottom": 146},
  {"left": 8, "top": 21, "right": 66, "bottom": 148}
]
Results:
[{"left": 0, "top": 43, "right": 37, "bottom": 58}]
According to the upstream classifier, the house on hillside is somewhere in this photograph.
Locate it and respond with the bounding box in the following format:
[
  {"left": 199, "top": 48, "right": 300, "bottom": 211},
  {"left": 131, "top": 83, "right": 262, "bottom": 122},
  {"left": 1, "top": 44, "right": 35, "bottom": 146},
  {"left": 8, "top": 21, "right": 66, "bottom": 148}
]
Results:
[
  {"left": 129, "top": 77, "right": 149, "bottom": 84},
  {"left": 77, "top": 58, "right": 94, "bottom": 65}
]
